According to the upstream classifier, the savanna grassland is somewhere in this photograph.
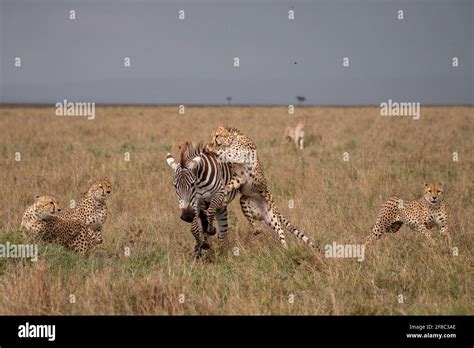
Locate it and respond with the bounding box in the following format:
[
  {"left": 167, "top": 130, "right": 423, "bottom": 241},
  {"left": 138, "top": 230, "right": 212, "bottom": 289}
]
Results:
[{"left": 0, "top": 105, "right": 472, "bottom": 315}]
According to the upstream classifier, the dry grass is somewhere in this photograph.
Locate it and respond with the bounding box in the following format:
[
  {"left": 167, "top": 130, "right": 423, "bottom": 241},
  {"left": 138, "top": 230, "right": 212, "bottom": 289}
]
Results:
[{"left": 0, "top": 105, "right": 472, "bottom": 315}]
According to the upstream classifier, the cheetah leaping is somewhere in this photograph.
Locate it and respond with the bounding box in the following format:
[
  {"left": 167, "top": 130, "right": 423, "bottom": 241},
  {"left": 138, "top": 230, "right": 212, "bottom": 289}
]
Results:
[
  {"left": 365, "top": 182, "right": 449, "bottom": 246},
  {"left": 206, "top": 125, "right": 319, "bottom": 252}
]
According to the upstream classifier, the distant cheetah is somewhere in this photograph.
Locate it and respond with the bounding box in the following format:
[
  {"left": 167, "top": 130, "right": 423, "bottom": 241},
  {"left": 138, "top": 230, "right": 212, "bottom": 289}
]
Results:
[
  {"left": 365, "top": 183, "right": 449, "bottom": 246},
  {"left": 283, "top": 120, "right": 305, "bottom": 150},
  {"left": 21, "top": 195, "right": 102, "bottom": 254},
  {"left": 59, "top": 178, "right": 111, "bottom": 243}
]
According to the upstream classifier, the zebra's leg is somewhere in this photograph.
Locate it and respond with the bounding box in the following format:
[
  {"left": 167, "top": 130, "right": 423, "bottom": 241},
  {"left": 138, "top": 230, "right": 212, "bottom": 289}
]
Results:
[
  {"left": 239, "top": 196, "right": 263, "bottom": 235},
  {"left": 198, "top": 208, "right": 208, "bottom": 231},
  {"left": 204, "top": 191, "right": 225, "bottom": 236},
  {"left": 215, "top": 207, "right": 229, "bottom": 243},
  {"left": 191, "top": 216, "right": 208, "bottom": 258},
  {"left": 222, "top": 188, "right": 236, "bottom": 205},
  {"left": 199, "top": 209, "right": 211, "bottom": 249}
]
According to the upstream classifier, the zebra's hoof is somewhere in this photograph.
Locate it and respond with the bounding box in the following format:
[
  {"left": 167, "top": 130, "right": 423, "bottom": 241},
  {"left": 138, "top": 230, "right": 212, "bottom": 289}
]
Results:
[
  {"left": 194, "top": 248, "right": 202, "bottom": 259},
  {"left": 201, "top": 240, "right": 211, "bottom": 250},
  {"left": 207, "top": 226, "right": 217, "bottom": 236}
]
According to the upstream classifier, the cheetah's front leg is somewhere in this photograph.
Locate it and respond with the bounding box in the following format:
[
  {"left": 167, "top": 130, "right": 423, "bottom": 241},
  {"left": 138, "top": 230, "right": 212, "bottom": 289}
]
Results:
[
  {"left": 416, "top": 224, "right": 434, "bottom": 243},
  {"left": 437, "top": 211, "right": 449, "bottom": 236},
  {"left": 438, "top": 217, "right": 451, "bottom": 246}
]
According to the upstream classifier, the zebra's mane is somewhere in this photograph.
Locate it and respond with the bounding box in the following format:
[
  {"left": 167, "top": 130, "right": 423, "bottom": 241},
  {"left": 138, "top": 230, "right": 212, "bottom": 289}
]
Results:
[{"left": 179, "top": 141, "right": 207, "bottom": 167}]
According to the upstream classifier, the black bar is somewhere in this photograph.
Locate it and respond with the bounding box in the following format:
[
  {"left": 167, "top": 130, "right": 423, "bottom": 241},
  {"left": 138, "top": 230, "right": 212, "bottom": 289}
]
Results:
[{"left": 0, "top": 315, "right": 471, "bottom": 346}]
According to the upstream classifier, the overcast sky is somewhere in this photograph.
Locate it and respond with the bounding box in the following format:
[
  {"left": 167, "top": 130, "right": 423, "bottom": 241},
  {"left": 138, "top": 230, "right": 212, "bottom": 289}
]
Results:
[{"left": 0, "top": 0, "right": 472, "bottom": 105}]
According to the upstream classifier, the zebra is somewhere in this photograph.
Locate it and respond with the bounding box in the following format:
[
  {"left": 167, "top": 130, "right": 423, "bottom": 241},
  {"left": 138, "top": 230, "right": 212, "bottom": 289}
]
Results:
[{"left": 166, "top": 141, "right": 237, "bottom": 258}]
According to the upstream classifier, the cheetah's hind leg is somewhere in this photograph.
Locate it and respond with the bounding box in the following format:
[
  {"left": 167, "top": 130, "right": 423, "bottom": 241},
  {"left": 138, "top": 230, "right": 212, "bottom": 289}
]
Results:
[
  {"left": 387, "top": 221, "right": 403, "bottom": 233},
  {"left": 364, "top": 221, "right": 388, "bottom": 246},
  {"left": 239, "top": 196, "right": 263, "bottom": 235}
]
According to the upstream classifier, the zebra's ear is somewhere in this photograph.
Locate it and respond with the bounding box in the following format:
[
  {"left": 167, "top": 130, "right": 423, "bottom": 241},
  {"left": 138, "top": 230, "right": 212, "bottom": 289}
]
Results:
[
  {"left": 188, "top": 156, "right": 202, "bottom": 170},
  {"left": 166, "top": 153, "right": 178, "bottom": 171}
]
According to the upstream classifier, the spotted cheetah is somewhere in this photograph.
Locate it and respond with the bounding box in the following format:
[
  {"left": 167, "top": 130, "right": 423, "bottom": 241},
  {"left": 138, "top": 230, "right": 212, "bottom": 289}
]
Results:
[
  {"left": 21, "top": 195, "right": 62, "bottom": 240},
  {"left": 21, "top": 195, "right": 102, "bottom": 254},
  {"left": 365, "top": 183, "right": 449, "bottom": 246},
  {"left": 206, "top": 125, "right": 319, "bottom": 251},
  {"left": 58, "top": 178, "right": 111, "bottom": 243},
  {"left": 283, "top": 120, "right": 305, "bottom": 150}
]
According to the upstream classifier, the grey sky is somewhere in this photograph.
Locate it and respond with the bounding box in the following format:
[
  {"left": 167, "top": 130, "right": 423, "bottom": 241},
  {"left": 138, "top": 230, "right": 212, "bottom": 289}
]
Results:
[{"left": 0, "top": 0, "right": 472, "bottom": 105}]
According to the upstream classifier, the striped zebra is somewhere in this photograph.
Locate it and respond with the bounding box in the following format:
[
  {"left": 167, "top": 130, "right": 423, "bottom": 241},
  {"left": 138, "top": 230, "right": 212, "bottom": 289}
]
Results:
[{"left": 166, "top": 141, "right": 237, "bottom": 258}]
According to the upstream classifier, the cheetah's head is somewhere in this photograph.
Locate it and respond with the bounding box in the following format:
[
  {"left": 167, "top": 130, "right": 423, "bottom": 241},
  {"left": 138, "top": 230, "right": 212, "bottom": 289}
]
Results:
[
  {"left": 88, "top": 178, "right": 112, "bottom": 201},
  {"left": 34, "top": 195, "right": 61, "bottom": 220},
  {"left": 206, "top": 125, "right": 257, "bottom": 164},
  {"left": 424, "top": 182, "right": 444, "bottom": 205}
]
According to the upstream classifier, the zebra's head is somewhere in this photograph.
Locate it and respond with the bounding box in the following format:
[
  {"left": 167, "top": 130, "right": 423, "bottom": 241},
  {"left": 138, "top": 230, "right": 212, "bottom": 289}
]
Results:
[{"left": 166, "top": 151, "right": 202, "bottom": 223}]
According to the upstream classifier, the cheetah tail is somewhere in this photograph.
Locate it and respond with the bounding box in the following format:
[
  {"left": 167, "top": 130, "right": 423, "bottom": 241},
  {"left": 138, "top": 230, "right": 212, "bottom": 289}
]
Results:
[{"left": 277, "top": 212, "right": 320, "bottom": 252}]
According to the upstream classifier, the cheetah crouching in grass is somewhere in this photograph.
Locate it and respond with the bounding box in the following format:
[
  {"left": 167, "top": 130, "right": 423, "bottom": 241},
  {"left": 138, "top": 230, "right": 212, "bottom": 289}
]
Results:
[
  {"left": 206, "top": 125, "right": 320, "bottom": 252},
  {"left": 21, "top": 195, "right": 102, "bottom": 254},
  {"left": 365, "top": 182, "right": 449, "bottom": 246},
  {"left": 58, "top": 178, "right": 111, "bottom": 243}
]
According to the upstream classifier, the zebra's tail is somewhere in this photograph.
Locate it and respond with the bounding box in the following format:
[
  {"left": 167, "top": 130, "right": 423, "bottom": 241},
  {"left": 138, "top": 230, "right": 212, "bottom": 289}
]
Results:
[{"left": 277, "top": 212, "right": 321, "bottom": 252}]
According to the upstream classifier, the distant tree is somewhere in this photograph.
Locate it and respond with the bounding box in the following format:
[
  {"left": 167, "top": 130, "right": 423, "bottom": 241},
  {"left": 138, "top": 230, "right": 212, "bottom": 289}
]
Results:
[
  {"left": 296, "top": 96, "right": 306, "bottom": 104},
  {"left": 226, "top": 96, "right": 232, "bottom": 105}
]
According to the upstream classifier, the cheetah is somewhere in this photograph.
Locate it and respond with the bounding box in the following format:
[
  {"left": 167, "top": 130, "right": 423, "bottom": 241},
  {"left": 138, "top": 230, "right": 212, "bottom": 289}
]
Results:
[
  {"left": 206, "top": 125, "right": 319, "bottom": 251},
  {"left": 58, "top": 178, "right": 111, "bottom": 243},
  {"left": 365, "top": 183, "right": 449, "bottom": 246},
  {"left": 21, "top": 194, "right": 62, "bottom": 240},
  {"left": 21, "top": 195, "right": 101, "bottom": 254},
  {"left": 283, "top": 120, "right": 305, "bottom": 150}
]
